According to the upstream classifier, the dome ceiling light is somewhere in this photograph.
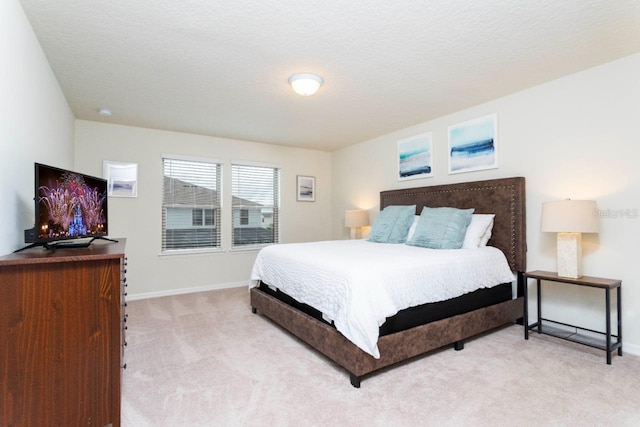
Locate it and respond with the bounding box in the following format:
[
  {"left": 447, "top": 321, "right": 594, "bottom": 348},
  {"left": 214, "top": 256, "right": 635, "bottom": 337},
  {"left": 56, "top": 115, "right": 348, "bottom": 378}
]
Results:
[{"left": 288, "top": 73, "right": 323, "bottom": 96}]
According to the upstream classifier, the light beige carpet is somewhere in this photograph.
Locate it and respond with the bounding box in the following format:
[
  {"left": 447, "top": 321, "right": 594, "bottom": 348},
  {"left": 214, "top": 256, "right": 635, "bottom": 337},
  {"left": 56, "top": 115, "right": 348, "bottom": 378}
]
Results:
[{"left": 122, "top": 287, "right": 640, "bottom": 426}]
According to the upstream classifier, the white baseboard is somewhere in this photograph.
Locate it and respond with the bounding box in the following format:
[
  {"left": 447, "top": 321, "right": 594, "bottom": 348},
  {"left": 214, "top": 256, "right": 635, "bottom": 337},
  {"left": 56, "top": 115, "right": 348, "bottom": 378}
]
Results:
[
  {"left": 127, "top": 281, "right": 249, "bottom": 301},
  {"left": 623, "top": 342, "right": 640, "bottom": 356}
]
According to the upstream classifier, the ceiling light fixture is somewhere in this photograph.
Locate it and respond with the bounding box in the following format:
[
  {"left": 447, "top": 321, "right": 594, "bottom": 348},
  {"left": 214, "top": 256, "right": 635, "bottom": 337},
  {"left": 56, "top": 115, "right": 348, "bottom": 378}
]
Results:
[
  {"left": 98, "top": 108, "right": 112, "bottom": 117},
  {"left": 288, "top": 73, "right": 323, "bottom": 96}
]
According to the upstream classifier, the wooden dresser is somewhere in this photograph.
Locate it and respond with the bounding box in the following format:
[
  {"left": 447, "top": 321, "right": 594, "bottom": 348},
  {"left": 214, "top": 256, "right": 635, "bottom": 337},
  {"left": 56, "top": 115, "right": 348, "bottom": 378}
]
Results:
[{"left": 0, "top": 239, "right": 126, "bottom": 427}]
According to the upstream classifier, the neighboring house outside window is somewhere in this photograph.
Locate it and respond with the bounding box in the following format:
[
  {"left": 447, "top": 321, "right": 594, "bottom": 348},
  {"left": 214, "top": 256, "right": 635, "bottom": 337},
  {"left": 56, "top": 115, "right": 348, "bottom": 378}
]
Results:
[
  {"left": 162, "top": 156, "right": 221, "bottom": 252},
  {"left": 231, "top": 162, "right": 280, "bottom": 248}
]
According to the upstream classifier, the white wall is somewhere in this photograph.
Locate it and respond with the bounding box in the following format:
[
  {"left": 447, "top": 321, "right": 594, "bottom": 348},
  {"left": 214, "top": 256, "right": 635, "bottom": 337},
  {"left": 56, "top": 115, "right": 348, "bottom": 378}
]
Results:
[
  {"left": 0, "top": 0, "right": 75, "bottom": 255},
  {"left": 332, "top": 53, "right": 640, "bottom": 353},
  {"left": 6, "top": 0, "right": 638, "bottom": 352},
  {"left": 74, "top": 120, "right": 332, "bottom": 297}
]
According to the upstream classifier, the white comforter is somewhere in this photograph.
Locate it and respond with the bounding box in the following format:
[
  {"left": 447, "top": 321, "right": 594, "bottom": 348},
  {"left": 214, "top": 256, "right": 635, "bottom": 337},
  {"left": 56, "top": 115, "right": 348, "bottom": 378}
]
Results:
[{"left": 250, "top": 240, "right": 514, "bottom": 358}]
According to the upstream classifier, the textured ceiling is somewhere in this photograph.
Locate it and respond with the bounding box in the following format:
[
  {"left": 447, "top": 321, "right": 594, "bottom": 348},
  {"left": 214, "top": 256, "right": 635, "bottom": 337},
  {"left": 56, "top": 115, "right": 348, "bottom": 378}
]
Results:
[{"left": 20, "top": 0, "right": 640, "bottom": 151}]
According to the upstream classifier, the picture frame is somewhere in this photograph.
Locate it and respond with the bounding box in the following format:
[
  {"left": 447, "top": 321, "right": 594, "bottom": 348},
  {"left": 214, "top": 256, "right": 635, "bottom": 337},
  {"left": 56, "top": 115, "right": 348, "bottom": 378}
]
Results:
[
  {"left": 296, "top": 175, "right": 316, "bottom": 202},
  {"left": 448, "top": 113, "right": 498, "bottom": 174},
  {"left": 397, "top": 132, "right": 433, "bottom": 181},
  {"left": 103, "top": 161, "right": 138, "bottom": 198}
]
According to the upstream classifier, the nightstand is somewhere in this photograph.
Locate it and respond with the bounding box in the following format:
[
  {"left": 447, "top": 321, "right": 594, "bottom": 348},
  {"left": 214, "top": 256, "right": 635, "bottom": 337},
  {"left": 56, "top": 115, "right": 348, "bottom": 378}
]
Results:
[{"left": 523, "top": 270, "right": 622, "bottom": 364}]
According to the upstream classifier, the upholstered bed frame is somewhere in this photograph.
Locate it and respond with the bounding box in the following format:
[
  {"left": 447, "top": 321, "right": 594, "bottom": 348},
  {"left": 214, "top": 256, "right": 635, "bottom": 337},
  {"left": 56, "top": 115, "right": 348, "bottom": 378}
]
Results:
[{"left": 250, "top": 177, "right": 526, "bottom": 387}]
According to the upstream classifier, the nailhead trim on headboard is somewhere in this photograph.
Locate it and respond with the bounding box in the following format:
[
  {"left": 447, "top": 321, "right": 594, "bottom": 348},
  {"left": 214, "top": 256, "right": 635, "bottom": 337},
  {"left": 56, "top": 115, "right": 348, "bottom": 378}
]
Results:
[{"left": 380, "top": 177, "right": 526, "bottom": 272}]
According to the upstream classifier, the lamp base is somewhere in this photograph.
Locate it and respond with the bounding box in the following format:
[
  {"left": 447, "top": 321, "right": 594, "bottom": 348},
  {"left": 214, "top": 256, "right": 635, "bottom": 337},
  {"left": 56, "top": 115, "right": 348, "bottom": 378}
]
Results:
[
  {"left": 351, "top": 227, "right": 365, "bottom": 239},
  {"left": 557, "top": 232, "right": 582, "bottom": 279},
  {"left": 350, "top": 227, "right": 363, "bottom": 239}
]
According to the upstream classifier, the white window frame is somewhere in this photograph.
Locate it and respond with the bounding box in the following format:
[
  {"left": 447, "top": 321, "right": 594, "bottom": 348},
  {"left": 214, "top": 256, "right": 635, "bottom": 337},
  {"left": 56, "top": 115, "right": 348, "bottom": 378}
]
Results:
[
  {"left": 231, "top": 161, "right": 280, "bottom": 251},
  {"left": 161, "top": 154, "right": 223, "bottom": 255}
]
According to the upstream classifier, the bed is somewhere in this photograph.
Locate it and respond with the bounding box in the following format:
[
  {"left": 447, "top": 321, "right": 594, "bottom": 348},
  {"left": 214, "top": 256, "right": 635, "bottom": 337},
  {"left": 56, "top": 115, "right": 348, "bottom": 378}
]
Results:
[{"left": 250, "top": 177, "right": 526, "bottom": 387}]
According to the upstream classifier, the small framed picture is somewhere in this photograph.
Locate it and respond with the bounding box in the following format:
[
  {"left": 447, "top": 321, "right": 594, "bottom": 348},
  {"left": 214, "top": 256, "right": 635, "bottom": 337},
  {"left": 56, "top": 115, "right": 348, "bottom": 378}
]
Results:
[
  {"left": 296, "top": 175, "right": 316, "bottom": 202},
  {"left": 397, "top": 132, "right": 433, "bottom": 181},
  {"left": 448, "top": 113, "right": 498, "bottom": 174},
  {"left": 103, "top": 161, "right": 138, "bottom": 198}
]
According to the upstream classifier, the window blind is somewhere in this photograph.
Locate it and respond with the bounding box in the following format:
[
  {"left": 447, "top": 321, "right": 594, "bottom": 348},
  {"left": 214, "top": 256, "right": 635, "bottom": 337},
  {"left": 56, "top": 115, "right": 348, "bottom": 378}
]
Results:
[
  {"left": 162, "top": 157, "right": 221, "bottom": 251},
  {"left": 231, "top": 163, "right": 280, "bottom": 248}
]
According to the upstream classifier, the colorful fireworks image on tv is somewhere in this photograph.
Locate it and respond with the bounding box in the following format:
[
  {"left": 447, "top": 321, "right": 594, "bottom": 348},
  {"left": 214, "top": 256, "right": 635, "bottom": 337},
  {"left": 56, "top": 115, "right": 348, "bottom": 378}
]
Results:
[{"left": 38, "top": 172, "right": 107, "bottom": 240}]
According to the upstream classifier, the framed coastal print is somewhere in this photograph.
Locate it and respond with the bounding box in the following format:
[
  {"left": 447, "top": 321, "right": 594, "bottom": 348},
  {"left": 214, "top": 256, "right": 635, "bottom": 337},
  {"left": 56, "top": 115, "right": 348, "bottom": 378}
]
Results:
[
  {"left": 448, "top": 114, "right": 498, "bottom": 174},
  {"left": 397, "top": 132, "right": 433, "bottom": 181},
  {"left": 103, "top": 161, "right": 138, "bottom": 197},
  {"left": 296, "top": 175, "right": 315, "bottom": 202}
]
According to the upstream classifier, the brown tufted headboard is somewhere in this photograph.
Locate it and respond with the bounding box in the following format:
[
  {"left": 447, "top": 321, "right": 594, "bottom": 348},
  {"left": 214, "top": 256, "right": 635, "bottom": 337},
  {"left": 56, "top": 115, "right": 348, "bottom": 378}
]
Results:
[{"left": 380, "top": 177, "right": 526, "bottom": 272}]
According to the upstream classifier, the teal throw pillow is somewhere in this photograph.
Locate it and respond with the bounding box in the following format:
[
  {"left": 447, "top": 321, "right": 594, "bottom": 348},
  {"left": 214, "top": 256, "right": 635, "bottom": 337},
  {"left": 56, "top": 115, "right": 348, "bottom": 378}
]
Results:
[
  {"left": 407, "top": 207, "right": 475, "bottom": 249},
  {"left": 368, "top": 205, "right": 416, "bottom": 243}
]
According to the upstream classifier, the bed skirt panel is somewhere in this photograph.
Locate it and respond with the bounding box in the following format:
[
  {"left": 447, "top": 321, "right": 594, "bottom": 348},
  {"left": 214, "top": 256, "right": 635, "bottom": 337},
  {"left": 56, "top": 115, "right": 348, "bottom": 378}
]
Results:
[{"left": 250, "top": 286, "right": 523, "bottom": 380}]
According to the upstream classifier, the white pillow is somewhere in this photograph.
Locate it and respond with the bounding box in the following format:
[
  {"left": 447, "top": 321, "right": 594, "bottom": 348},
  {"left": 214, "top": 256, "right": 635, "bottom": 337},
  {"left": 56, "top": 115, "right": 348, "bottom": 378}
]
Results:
[
  {"left": 462, "top": 214, "right": 495, "bottom": 249},
  {"left": 479, "top": 216, "right": 494, "bottom": 247},
  {"left": 406, "top": 215, "right": 420, "bottom": 241}
]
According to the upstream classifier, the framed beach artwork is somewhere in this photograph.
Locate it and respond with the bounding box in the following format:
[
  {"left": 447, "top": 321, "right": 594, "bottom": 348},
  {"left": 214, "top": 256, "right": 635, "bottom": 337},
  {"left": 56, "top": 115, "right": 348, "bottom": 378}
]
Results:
[
  {"left": 103, "top": 161, "right": 138, "bottom": 197},
  {"left": 448, "top": 114, "right": 498, "bottom": 174},
  {"left": 296, "top": 175, "right": 316, "bottom": 202},
  {"left": 397, "top": 132, "right": 433, "bottom": 181}
]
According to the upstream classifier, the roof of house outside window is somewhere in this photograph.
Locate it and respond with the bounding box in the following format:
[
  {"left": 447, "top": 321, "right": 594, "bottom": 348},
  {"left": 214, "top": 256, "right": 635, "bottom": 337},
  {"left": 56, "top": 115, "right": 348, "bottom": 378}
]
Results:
[{"left": 164, "top": 176, "right": 263, "bottom": 208}]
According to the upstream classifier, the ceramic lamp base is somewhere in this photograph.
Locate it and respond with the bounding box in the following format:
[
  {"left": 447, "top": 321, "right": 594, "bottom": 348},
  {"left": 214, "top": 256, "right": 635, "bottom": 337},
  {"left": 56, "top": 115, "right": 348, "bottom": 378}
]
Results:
[
  {"left": 350, "top": 227, "right": 362, "bottom": 239},
  {"left": 557, "top": 232, "right": 582, "bottom": 279}
]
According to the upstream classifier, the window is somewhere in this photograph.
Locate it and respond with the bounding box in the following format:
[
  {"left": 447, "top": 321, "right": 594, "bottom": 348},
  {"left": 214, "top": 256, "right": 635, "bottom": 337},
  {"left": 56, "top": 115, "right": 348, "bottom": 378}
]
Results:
[
  {"left": 192, "top": 209, "right": 203, "bottom": 226},
  {"left": 239, "top": 209, "right": 249, "bottom": 226},
  {"left": 192, "top": 208, "right": 216, "bottom": 227},
  {"left": 231, "top": 163, "right": 280, "bottom": 248},
  {"left": 204, "top": 208, "right": 215, "bottom": 226},
  {"left": 162, "top": 157, "right": 221, "bottom": 251}
]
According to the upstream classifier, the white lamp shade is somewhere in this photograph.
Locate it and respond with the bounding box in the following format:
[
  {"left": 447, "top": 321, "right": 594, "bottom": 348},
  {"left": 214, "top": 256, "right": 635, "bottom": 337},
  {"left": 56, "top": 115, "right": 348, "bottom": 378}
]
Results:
[
  {"left": 345, "top": 210, "right": 369, "bottom": 228},
  {"left": 541, "top": 200, "right": 599, "bottom": 233},
  {"left": 288, "top": 73, "right": 323, "bottom": 96}
]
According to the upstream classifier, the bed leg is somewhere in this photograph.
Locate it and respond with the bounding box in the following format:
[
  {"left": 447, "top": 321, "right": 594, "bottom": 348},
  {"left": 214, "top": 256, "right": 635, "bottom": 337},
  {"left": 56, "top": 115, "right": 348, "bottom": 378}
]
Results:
[
  {"left": 350, "top": 373, "right": 361, "bottom": 388},
  {"left": 251, "top": 307, "right": 257, "bottom": 314},
  {"left": 454, "top": 341, "right": 464, "bottom": 351}
]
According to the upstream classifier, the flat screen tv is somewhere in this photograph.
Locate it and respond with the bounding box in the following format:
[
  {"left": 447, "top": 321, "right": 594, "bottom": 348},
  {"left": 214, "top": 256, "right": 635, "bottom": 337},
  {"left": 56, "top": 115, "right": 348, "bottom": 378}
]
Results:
[{"left": 28, "top": 163, "right": 111, "bottom": 248}]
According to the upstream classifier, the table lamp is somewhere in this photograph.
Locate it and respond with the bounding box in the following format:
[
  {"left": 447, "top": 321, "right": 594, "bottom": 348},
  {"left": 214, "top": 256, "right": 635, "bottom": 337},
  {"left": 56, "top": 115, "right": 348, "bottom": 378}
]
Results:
[
  {"left": 345, "top": 210, "right": 369, "bottom": 239},
  {"left": 541, "top": 199, "right": 599, "bottom": 278}
]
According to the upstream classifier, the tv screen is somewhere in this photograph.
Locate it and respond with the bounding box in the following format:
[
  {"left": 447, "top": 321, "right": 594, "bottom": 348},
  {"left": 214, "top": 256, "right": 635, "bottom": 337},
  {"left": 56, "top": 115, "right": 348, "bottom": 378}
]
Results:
[{"left": 35, "top": 163, "right": 109, "bottom": 242}]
